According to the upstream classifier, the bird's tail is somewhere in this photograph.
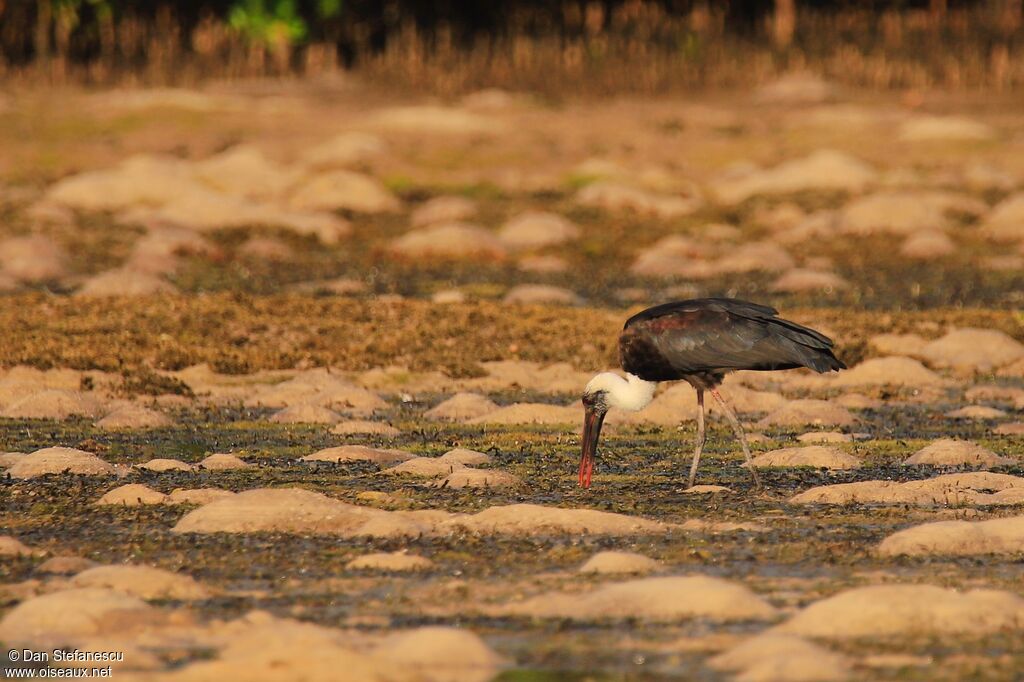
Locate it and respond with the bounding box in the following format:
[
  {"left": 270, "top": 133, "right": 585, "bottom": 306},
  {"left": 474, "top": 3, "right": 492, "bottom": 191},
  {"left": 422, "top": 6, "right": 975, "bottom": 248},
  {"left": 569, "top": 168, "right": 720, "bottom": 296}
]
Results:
[{"left": 805, "top": 349, "right": 847, "bottom": 373}]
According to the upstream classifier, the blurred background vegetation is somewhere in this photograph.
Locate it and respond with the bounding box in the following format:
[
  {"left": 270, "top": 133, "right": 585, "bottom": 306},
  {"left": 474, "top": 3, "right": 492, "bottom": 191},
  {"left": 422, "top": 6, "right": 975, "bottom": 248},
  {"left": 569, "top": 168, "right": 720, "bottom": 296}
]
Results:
[{"left": 0, "top": 0, "right": 1021, "bottom": 93}]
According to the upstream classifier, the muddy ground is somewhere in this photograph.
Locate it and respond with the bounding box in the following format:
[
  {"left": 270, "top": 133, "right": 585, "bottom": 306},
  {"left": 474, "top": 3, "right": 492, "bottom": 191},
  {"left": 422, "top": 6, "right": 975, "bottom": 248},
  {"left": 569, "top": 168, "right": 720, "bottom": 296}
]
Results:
[{"left": 1, "top": 76, "right": 1024, "bottom": 680}]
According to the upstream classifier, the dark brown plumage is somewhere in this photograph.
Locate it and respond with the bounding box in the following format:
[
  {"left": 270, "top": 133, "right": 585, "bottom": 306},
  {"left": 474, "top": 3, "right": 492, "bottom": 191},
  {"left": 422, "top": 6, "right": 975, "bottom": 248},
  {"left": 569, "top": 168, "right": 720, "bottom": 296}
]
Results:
[
  {"left": 578, "top": 298, "right": 846, "bottom": 490},
  {"left": 619, "top": 297, "right": 846, "bottom": 388}
]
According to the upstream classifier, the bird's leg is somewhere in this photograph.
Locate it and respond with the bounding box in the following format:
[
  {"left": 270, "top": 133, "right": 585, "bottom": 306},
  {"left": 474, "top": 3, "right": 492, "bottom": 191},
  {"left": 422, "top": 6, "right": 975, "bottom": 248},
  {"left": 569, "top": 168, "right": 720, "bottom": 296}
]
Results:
[
  {"left": 709, "top": 388, "right": 762, "bottom": 491},
  {"left": 687, "top": 389, "right": 706, "bottom": 488}
]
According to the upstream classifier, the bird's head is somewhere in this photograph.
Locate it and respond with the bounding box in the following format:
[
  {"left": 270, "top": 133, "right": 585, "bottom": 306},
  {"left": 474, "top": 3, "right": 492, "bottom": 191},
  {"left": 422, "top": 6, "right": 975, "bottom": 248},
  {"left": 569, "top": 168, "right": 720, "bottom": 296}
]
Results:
[{"left": 579, "top": 372, "right": 656, "bottom": 488}]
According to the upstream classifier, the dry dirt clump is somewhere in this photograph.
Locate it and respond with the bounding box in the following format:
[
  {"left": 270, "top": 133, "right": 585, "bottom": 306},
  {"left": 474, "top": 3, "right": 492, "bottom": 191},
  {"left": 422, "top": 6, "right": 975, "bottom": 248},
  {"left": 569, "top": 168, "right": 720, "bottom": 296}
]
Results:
[
  {"left": 830, "top": 356, "right": 947, "bottom": 387},
  {"left": 467, "top": 403, "right": 582, "bottom": 425},
  {"left": 435, "top": 468, "right": 522, "bottom": 490},
  {"left": 0, "top": 536, "right": 39, "bottom": 557},
  {"left": 7, "top": 447, "right": 115, "bottom": 479},
  {"left": 917, "top": 328, "right": 1024, "bottom": 372},
  {"left": 171, "top": 489, "right": 685, "bottom": 538},
  {"left": 69, "top": 565, "right": 211, "bottom": 600},
  {"left": 709, "top": 150, "right": 876, "bottom": 205},
  {"left": 345, "top": 552, "right": 434, "bottom": 572},
  {"left": 423, "top": 393, "right": 499, "bottom": 419},
  {"left": 758, "top": 400, "right": 856, "bottom": 428},
  {"left": 268, "top": 404, "right": 342, "bottom": 424},
  {"left": 244, "top": 370, "right": 387, "bottom": 416},
  {"left": 499, "top": 576, "right": 777, "bottom": 622},
  {"left": 903, "top": 439, "right": 1012, "bottom": 468},
  {"left": 878, "top": 516, "right": 1024, "bottom": 557},
  {"left": 330, "top": 420, "right": 400, "bottom": 436},
  {"left": 0, "top": 588, "right": 157, "bottom": 645},
  {"left": 95, "top": 484, "right": 168, "bottom": 506},
  {"left": 748, "top": 446, "right": 861, "bottom": 470},
  {"left": 944, "top": 405, "right": 1007, "bottom": 419},
  {"left": 790, "top": 472, "right": 1024, "bottom": 506},
  {"left": 302, "top": 445, "right": 415, "bottom": 465},
  {"left": 579, "top": 551, "right": 660, "bottom": 575},
  {"left": 1, "top": 389, "right": 107, "bottom": 420},
  {"left": 503, "top": 284, "right": 582, "bottom": 306},
  {"left": 383, "top": 457, "right": 466, "bottom": 477},
  {"left": 136, "top": 458, "right": 194, "bottom": 472},
  {"left": 498, "top": 210, "right": 580, "bottom": 250},
  {"left": 389, "top": 222, "right": 508, "bottom": 261},
  {"left": 199, "top": 453, "right": 253, "bottom": 470},
  {"left": 410, "top": 196, "right": 477, "bottom": 227},
  {"left": 96, "top": 404, "right": 174, "bottom": 429},
  {"left": 164, "top": 488, "right": 236, "bottom": 505},
  {"left": 708, "top": 633, "right": 853, "bottom": 682},
  {"left": 775, "top": 584, "right": 1024, "bottom": 639}
]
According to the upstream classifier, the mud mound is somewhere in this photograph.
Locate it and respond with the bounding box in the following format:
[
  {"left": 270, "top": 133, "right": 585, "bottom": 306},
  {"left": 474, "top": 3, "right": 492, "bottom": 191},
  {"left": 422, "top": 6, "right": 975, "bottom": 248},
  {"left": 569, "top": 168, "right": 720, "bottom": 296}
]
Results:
[
  {"left": 918, "top": 328, "right": 1024, "bottom": 372},
  {"left": 137, "top": 458, "right": 194, "bottom": 472},
  {"left": 425, "top": 393, "right": 500, "bottom": 421},
  {"left": 903, "top": 439, "right": 1011, "bottom": 468},
  {"left": 150, "top": 614, "right": 404, "bottom": 682},
  {"left": 289, "top": 169, "right": 400, "bottom": 214},
  {"left": 96, "top": 405, "right": 174, "bottom": 429},
  {"left": 0, "top": 536, "right": 38, "bottom": 557},
  {"left": 244, "top": 370, "right": 386, "bottom": 415},
  {"left": 165, "top": 488, "right": 236, "bottom": 505},
  {"left": 710, "top": 150, "right": 875, "bottom": 205},
  {"left": 1, "top": 389, "right": 106, "bottom": 419},
  {"left": 790, "top": 472, "right": 1024, "bottom": 506},
  {"left": 467, "top": 403, "right": 582, "bottom": 425},
  {"left": 346, "top": 552, "right": 434, "bottom": 572},
  {"left": 330, "top": 420, "right": 399, "bottom": 436},
  {"left": 981, "top": 193, "right": 1024, "bottom": 241},
  {"left": 879, "top": 516, "right": 1024, "bottom": 557},
  {"left": 579, "top": 551, "right": 659, "bottom": 575},
  {"left": 389, "top": 222, "right": 507, "bottom": 261},
  {"left": 269, "top": 404, "right": 342, "bottom": 424},
  {"left": 576, "top": 182, "right": 700, "bottom": 218},
  {"left": 749, "top": 446, "right": 860, "bottom": 470},
  {"left": 301, "top": 131, "right": 386, "bottom": 170},
  {"left": 303, "top": 445, "right": 414, "bottom": 465},
  {"left": 411, "top": 196, "right": 477, "bottom": 227},
  {"left": 498, "top": 210, "right": 580, "bottom": 250},
  {"left": 899, "top": 115, "right": 994, "bottom": 141},
  {"left": 770, "top": 268, "right": 849, "bottom": 293},
  {"left": 199, "top": 453, "right": 253, "bottom": 470},
  {"left": 70, "top": 565, "right": 210, "bottom": 600},
  {"left": 797, "top": 431, "right": 852, "bottom": 444},
  {"left": 95, "top": 484, "right": 167, "bottom": 506},
  {"left": 776, "top": 584, "right": 1024, "bottom": 638},
  {"left": 0, "top": 588, "right": 155, "bottom": 644},
  {"left": 436, "top": 468, "right": 522, "bottom": 489},
  {"left": 7, "top": 447, "right": 115, "bottom": 478},
  {"left": 383, "top": 457, "right": 466, "bottom": 477},
  {"left": 901, "top": 230, "right": 956, "bottom": 259},
  {"left": 377, "top": 626, "right": 506, "bottom": 682},
  {"left": 869, "top": 333, "right": 929, "bottom": 357},
  {"left": 76, "top": 268, "right": 179, "bottom": 297},
  {"left": 502, "top": 576, "right": 776, "bottom": 622},
  {"left": 37, "top": 556, "right": 98, "bottom": 575},
  {"left": 0, "top": 452, "right": 26, "bottom": 468},
  {"left": 945, "top": 405, "right": 1007, "bottom": 419},
  {"left": 439, "top": 448, "right": 492, "bottom": 466},
  {"left": 449, "top": 503, "right": 675, "bottom": 536},
  {"left": 173, "top": 488, "right": 403, "bottom": 536},
  {"left": 369, "top": 105, "right": 503, "bottom": 135},
  {"left": 173, "top": 489, "right": 683, "bottom": 539},
  {"left": 831, "top": 356, "right": 946, "bottom": 387},
  {"left": 0, "top": 234, "right": 69, "bottom": 283},
  {"left": 758, "top": 400, "right": 856, "bottom": 428},
  {"left": 709, "top": 633, "right": 852, "bottom": 682}
]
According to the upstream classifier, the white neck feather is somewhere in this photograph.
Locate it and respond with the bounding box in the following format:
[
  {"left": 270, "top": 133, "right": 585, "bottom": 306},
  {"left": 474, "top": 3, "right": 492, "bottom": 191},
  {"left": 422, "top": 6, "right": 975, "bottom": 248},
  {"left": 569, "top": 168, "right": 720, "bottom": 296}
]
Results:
[{"left": 585, "top": 372, "right": 656, "bottom": 412}]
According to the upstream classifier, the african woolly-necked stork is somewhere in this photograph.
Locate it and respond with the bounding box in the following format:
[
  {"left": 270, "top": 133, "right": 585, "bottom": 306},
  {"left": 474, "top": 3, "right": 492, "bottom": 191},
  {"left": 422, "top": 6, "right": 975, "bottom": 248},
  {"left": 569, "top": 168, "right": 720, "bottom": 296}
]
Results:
[{"left": 579, "top": 298, "right": 846, "bottom": 489}]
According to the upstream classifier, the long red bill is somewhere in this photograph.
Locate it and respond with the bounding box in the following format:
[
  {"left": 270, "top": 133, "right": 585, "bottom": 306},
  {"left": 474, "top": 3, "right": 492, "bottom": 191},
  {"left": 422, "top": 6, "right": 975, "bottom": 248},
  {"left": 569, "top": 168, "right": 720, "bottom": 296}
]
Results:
[{"left": 578, "top": 408, "right": 605, "bottom": 489}]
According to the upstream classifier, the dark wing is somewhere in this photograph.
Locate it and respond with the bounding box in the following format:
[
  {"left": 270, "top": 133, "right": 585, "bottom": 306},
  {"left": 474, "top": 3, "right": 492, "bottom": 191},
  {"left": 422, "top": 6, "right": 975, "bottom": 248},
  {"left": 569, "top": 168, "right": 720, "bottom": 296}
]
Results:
[
  {"left": 624, "top": 298, "right": 779, "bottom": 329},
  {"left": 620, "top": 299, "right": 845, "bottom": 380}
]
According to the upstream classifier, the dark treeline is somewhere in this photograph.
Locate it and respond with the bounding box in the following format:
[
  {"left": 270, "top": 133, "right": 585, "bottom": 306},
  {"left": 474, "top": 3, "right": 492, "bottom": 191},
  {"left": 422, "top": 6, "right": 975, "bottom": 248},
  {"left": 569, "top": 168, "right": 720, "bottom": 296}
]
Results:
[{"left": 0, "top": 0, "right": 1020, "bottom": 89}]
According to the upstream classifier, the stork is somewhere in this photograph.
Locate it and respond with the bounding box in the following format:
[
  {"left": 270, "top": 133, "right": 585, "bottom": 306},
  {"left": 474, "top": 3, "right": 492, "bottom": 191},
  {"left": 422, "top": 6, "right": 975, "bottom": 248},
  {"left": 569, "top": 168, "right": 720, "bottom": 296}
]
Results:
[{"left": 579, "top": 298, "right": 846, "bottom": 489}]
